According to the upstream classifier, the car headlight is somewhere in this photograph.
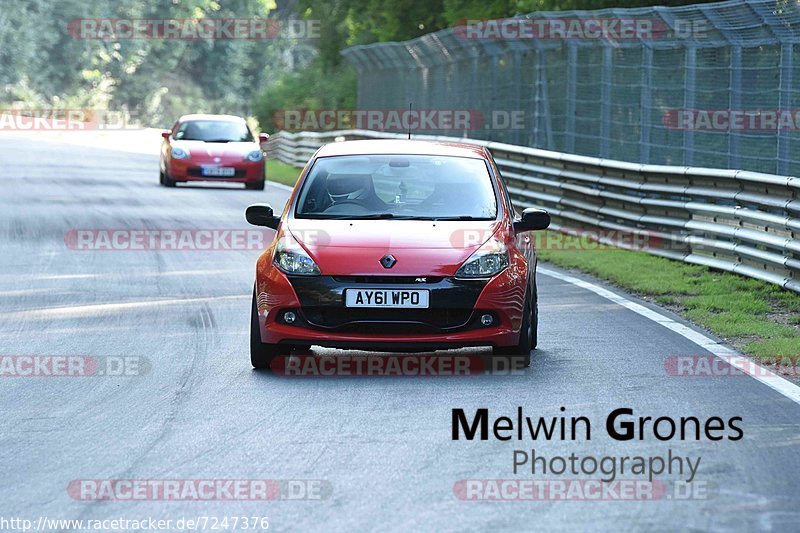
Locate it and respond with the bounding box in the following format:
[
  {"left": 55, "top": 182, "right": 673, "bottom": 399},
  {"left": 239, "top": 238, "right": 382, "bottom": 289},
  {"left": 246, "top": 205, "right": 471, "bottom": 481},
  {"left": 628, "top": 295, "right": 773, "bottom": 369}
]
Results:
[
  {"left": 245, "top": 150, "right": 264, "bottom": 162},
  {"left": 273, "top": 231, "right": 320, "bottom": 275},
  {"left": 171, "top": 147, "right": 189, "bottom": 159},
  {"left": 455, "top": 237, "right": 509, "bottom": 278}
]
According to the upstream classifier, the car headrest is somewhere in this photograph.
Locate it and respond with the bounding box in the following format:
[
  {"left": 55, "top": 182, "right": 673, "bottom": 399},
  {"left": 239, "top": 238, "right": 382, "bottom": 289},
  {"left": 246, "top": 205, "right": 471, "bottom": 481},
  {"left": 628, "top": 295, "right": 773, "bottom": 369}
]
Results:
[{"left": 326, "top": 174, "right": 373, "bottom": 196}]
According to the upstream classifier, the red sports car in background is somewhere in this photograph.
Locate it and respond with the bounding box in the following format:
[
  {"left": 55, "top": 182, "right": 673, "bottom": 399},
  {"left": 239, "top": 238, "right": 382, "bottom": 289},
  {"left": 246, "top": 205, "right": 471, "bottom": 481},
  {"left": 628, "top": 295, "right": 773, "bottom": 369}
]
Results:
[
  {"left": 245, "top": 139, "right": 551, "bottom": 370},
  {"left": 159, "top": 114, "right": 268, "bottom": 189}
]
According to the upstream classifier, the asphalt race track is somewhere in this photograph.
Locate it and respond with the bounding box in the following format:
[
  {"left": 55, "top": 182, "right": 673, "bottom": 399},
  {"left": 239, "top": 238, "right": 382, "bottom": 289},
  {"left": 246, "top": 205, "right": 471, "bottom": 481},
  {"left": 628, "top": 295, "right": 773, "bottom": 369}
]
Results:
[{"left": 1, "top": 131, "right": 799, "bottom": 532}]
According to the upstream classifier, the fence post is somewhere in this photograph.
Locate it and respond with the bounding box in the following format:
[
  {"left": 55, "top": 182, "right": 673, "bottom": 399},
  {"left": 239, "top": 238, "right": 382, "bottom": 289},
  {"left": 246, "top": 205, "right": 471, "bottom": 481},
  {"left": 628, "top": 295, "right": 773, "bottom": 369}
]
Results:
[
  {"left": 538, "top": 48, "right": 554, "bottom": 150},
  {"left": 640, "top": 46, "right": 653, "bottom": 164},
  {"left": 728, "top": 45, "right": 741, "bottom": 170},
  {"left": 683, "top": 46, "right": 697, "bottom": 166},
  {"left": 565, "top": 43, "right": 577, "bottom": 154},
  {"left": 599, "top": 46, "right": 612, "bottom": 158},
  {"left": 512, "top": 50, "right": 523, "bottom": 145},
  {"left": 778, "top": 44, "right": 793, "bottom": 176}
]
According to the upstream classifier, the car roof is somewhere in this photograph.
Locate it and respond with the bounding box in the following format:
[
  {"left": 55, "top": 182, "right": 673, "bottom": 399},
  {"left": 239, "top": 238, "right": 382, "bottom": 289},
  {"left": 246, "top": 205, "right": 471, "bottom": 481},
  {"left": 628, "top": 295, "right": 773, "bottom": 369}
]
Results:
[
  {"left": 177, "top": 114, "right": 246, "bottom": 123},
  {"left": 315, "top": 139, "right": 488, "bottom": 159}
]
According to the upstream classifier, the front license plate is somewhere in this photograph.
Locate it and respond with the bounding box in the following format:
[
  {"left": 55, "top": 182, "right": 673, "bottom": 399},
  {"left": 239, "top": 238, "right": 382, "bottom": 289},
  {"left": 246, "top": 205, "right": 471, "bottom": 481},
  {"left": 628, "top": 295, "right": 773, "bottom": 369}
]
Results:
[
  {"left": 202, "top": 167, "right": 236, "bottom": 177},
  {"left": 345, "top": 289, "right": 429, "bottom": 309}
]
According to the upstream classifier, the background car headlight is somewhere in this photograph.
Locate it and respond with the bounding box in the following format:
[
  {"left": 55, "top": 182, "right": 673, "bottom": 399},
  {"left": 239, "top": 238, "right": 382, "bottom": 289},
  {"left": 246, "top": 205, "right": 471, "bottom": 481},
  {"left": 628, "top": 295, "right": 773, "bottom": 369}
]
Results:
[
  {"left": 273, "top": 231, "right": 320, "bottom": 275},
  {"left": 171, "top": 147, "right": 189, "bottom": 159},
  {"left": 456, "top": 237, "right": 509, "bottom": 278},
  {"left": 245, "top": 150, "right": 264, "bottom": 162}
]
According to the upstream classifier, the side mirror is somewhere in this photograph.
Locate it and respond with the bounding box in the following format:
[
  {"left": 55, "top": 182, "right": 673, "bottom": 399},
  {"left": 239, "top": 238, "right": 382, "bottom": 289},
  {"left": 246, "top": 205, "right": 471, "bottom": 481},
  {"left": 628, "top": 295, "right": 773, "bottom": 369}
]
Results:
[
  {"left": 161, "top": 130, "right": 170, "bottom": 140},
  {"left": 513, "top": 208, "right": 550, "bottom": 233},
  {"left": 246, "top": 204, "right": 280, "bottom": 230},
  {"left": 258, "top": 133, "right": 270, "bottom": 144}
]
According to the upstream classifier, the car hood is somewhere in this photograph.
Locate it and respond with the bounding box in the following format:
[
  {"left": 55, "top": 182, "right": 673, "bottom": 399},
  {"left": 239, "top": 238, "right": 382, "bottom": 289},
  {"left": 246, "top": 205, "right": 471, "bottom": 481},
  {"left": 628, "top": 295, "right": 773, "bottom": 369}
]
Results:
[
  {"left": 286, "top": 218, "right": 502, "bottom": 276},
  {"left": 171, "top": 140, "right": 257, "bottom": 158}
]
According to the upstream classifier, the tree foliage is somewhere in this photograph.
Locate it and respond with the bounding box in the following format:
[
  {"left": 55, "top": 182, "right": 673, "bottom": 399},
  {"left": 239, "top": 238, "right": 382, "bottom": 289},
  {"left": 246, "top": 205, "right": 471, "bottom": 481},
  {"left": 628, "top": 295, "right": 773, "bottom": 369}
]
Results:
[
  {"left": 2, "top": 0, "right": 725, "bottom": 129},
  {"left": 1, "top": 0, "right": 291, "bottom": 126}
]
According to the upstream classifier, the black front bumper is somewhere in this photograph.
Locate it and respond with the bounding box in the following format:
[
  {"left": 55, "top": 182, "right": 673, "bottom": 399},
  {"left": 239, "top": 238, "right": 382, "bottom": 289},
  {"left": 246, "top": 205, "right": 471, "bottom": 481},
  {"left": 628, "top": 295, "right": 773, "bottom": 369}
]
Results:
[{"left": 285, "top": 275, "right": 491, "bottom": 334}]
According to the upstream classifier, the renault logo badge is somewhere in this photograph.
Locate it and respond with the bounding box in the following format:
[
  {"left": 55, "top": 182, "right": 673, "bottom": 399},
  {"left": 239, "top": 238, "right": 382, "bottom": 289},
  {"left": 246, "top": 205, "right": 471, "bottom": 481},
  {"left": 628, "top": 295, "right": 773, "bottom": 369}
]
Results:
[{"left": 380, "top": 254, "right": 396, "bottom": 269}]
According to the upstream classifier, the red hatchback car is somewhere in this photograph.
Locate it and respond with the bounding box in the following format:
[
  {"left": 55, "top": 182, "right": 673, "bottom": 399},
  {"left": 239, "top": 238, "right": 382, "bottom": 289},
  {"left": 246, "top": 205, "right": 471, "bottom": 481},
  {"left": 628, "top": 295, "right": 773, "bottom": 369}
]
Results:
[
  {"left": 160, "top": 114, "right": 268, "bottom": 189},
  {"left": 245, "top": 140, "right": 550, "bottom": 369}
]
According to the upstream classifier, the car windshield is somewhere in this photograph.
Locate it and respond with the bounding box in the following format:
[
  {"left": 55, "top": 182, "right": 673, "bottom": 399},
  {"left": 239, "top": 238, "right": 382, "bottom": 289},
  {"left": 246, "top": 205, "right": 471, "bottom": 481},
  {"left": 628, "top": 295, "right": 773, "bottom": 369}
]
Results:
[
  {"left": 295, "top": 154, "right": 498, "bottom": 220},
  {"left": 174, "top": 120, "right": 253, "bottom": 142}
]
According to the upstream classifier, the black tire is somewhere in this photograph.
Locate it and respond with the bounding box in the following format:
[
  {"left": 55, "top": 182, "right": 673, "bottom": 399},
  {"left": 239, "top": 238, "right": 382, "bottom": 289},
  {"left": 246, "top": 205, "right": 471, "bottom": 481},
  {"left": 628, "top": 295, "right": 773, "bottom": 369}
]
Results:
[
  {"left": 531, "top": 275, "right": 538, "bottom": 351},
  {"left": 160, "top": 163, "right": 176, "bottom": 187},
  {"left": 493, "top": 291, "right": 533, "bottom": 368},
  {"left": 531, "top": 297, "right": 538, "bottom": 351},
  {"left": 246, "top": 180, "right": 265, "bottom": 190},
  {"left": 162, "top": 171, "right": 177, "bottom": 188},
  {"left": 250, "top": 287, "right": 289, "bottom": 369}
]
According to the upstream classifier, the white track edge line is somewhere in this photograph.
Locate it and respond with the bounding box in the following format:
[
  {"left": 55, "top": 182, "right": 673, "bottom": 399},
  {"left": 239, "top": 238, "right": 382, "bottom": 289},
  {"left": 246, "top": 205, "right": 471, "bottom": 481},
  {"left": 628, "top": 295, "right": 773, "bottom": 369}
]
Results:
[{"left": 538, "top": 267, "right": 800, "bottom": 405}]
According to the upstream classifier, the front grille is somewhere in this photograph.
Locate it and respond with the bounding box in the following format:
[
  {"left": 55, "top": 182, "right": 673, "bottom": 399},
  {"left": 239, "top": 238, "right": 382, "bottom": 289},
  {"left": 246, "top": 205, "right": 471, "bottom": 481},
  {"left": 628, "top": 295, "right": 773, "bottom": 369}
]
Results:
[
  {"left": 287, "top": 275, "right": 490, "bottom": 334},
  {"left": 302, "top": 307, "right": 473, "bottom": 332},
  {"left": 332, "top": 276, "right": 443, "bottom": 284}
]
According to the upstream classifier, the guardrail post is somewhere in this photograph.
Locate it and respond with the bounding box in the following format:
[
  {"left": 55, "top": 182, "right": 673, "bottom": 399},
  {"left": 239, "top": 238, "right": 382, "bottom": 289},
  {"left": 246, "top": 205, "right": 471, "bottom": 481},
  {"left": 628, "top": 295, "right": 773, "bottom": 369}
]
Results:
[{"left": 777, "top": 44, "right": 793, "bottom": 176}]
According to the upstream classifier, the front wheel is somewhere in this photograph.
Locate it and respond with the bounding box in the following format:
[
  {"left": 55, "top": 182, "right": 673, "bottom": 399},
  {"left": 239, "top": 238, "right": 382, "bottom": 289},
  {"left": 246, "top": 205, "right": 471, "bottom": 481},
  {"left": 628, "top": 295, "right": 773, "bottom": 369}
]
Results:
[
  {"left": 160, "top": 169, "right": 176, "bottom": 188},
  {"left": 493, "top": 291, "right": 533, "bottom": 368},
  {"left": 245, "top": 180, "right": 265, "bottom": 190},
  {"left": 250, "top": 287, "right": 289, "bottom": 369}
]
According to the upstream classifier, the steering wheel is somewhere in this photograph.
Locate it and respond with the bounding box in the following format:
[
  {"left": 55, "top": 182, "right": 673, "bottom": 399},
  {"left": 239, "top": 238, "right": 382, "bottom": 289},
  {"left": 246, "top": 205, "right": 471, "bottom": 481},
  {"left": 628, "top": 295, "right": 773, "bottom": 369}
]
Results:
[
  {"left": 329, "top": 199, "right": 368, "bottom": 207},
  {"left": 323, "top": 201, "right": 373, "bottom": 214}
]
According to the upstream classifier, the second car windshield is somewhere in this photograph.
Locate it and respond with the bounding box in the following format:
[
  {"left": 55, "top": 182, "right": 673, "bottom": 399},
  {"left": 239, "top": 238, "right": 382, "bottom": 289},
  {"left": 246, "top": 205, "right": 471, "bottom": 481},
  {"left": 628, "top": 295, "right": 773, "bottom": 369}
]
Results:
[
  {"left": 295, "top": 154, "right": 498, "bottom": 220},
  {"left": 174, "top": 120, "right": 253, "bottom": 142}
]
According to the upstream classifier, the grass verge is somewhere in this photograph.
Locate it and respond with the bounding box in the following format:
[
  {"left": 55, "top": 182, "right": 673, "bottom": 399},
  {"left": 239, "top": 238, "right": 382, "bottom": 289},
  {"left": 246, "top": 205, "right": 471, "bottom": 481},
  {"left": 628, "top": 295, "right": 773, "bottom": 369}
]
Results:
[
  {"left": 266, "top": 160, "right": 302, "bottom": 187},
  {"left": 536, "top": 231, "right": 800, "bottom": 367}
]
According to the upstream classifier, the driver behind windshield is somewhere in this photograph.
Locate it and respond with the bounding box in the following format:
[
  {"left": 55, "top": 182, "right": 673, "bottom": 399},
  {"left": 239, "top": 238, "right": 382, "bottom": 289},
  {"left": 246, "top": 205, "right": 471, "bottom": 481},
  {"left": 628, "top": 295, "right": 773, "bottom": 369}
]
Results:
[
  {"left": 325, "top": 174, "right": 387, "bottom": 212},
  {"left": 296, "top": 154, "right": 497, "bottom": 220}
]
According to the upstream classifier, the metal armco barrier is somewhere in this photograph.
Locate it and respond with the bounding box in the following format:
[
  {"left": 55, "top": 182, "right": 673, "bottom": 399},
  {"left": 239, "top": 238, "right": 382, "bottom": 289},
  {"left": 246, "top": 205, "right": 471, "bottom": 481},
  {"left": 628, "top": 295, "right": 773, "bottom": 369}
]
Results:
[{"left": 266, "top": 129, "right": 800, "bottom": 293}]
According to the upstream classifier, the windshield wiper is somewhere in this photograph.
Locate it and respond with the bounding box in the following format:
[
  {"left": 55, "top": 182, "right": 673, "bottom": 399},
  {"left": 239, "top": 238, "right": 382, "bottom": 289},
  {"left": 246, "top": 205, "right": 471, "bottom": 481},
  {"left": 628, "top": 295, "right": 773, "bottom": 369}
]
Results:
[
  {"left": 353, "top": 213, "right": 417, "bottom": 219},
  {"left": 303, "top": 213, "right": 417, "bottom": 220},
  {"left": 203, "top": 138, "right": 233, "bottom": 143},
  {"left": 428, "top": 215, "right": 483, "bottom": 221}
]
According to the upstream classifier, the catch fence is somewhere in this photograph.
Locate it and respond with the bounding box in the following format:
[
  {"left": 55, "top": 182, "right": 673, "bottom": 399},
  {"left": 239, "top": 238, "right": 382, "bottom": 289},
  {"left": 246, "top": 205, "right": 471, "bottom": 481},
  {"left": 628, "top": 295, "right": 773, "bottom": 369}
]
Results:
[{"left": 341, "top": 0, "right": 800, "bottom": 176}]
